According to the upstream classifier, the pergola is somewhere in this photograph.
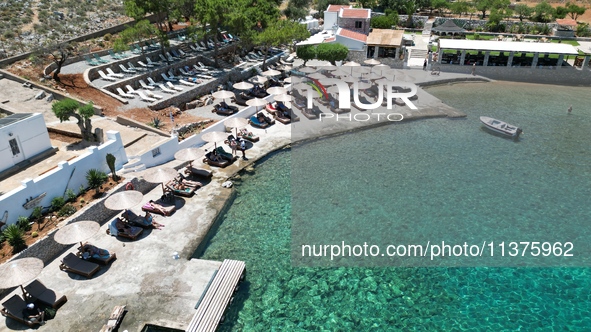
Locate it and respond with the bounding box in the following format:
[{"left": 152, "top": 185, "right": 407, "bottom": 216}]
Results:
[
  {"left": 366, "top": 29, "right": 404, "bottom": 59},
  {"left": 432, "top": 20, "right": 467, "bottom": 36},
  {"left": 437, "top": 39, "right": 581, "bottom": 69}
]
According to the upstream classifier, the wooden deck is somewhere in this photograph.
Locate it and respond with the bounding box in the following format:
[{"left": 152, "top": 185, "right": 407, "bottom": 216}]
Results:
[{"left": 185, "top": 259, "right": 246, "bottom": 332}]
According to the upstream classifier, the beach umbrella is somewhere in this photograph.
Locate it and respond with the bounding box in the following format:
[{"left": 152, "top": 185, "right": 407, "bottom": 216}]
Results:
[
  {"left": 350, "top": 70, "right": 365, "bottom": 78},
  {"left": 274, "top": 94, "right": 292, "bottom": 102},
  {"left": 353, "top": 66, "right": 371, "bottom": 74},
  {"left": 0, "top": 258, "right": 44, "bottom": 295},
  {"left": 280, "top": 65, "right": 293, "bottom": 71},
  {"left": 372, "top": 64, "right": 390, "bottom": 76},
  {"left": 202, "top": 131, "right": 228, "bottom": 143},
  {"left": 174, "top": 148, "right": 206, "bottom": 168},
  {"left": 262, "top": 69, "right": 281, "bottom": 77},
  {"left": 354, "top": 81, "right": 372, "bottom": 90},
  {"left": 224, "top": 117, "right": 249, "bottom": 129},
  {"left": 341, "top": 75, "right": 357, "bottom": 83},
  {"left": 104, "top": 190, "right": 143, "bottom": 211},
  {"left": 54, "top": 220, "right": 100, "bottom": 247},
  {"left": 212, "top": 90, "right": 235, "bottom": 100},
  {"left": 375, "top": 78, "right": 393, "bottom": 86},
  {"left": 298, "top": 66, "right": 317, "bottom": 73},
  {"left": 365, "top": 72, "right": 383, "bottom": 80},
  {"left": 307, "top": 72, "right": 326, "bottom": 80},
  {"left": 266, "top": 86, "right": 288, "bottom": 95},
  {"left": 246, "top": 97, "right": 268, "bottom": 112},
  {"left": 318, "top": 78, "right": 336, "bottom": 86},
  {"left": 141, "top": 167, "right": 178, "bottom": 194},
  {"left": 250, "top": 75, "right": 268, "bottom": 84},
  {"left": 233, "top": 82, "right": 254, "bottom": 90},
  {"left": 364, "top": 58, "right": 381, "bottom": 65},
  {"left": 343, "top": 61, "right": 361, "bottom": 67},
  {"left": 283, "top": 77, "right": 292, "bottom": 84},
  {"left": 321, "top": 65, "right": 338, "bottom": 71}
]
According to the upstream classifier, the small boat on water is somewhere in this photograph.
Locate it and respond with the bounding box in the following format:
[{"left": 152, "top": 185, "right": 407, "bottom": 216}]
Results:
[{"left": 480, "top": 116, "right": 522, "bottom": 139}]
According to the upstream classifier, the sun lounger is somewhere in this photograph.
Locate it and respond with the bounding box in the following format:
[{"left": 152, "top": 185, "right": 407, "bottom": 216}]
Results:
[
  {"left": 76, "top": 243, "right": 116, "bottom": 265},
  {"left": 147, "top": 77, "right": 158, "bottom": 86},
  {"left": 109, "top": 50, "right": 122, "bottom": 60},
  {"left": 85, "top": 55, "right": 100, "bottom": 66},
  {"left": 166, "top": 81, "right": 183, "bottom": 91},
  {"left": 238, "top": 128, "right": 259, "bottom": 142},
  {"left": 178, "top": 67, "right": 191, "bottom": 76},
  {"left": 178, "top": 49, "right": 188, "bottom": 57},
  {"left": 118, "top": 64, "right": 135, "bottom": 74},
  {"left": 93, "top": 53, "right": 109, "bottom": 64},
  {"left": 60, "top": 253, "right": 101, "bottom": 278},
  {"left": 141, "top": 200, "right": 176, "bottom": 216},
  {"left": 161, "top": 73, "right": 177, "bottom": 82},
  {"left": 121, "top": 210, "right": 157, "bottom": 228},
  {"left": 98, "top": 70, "right": 116, "bottom": 81},
  {"left": 171, "top": 49, "right": 183, "bottom": 58},
  {"left": 166, "top": 52, "right": 177, "bottom": 61},
  {"left": 107, "top": 218, "right": 143, "bottom": 240},
  {"left": 137, "top": 91, "right": 157, "bottom": 103},
  {"left": 158, "top": 84, "right": 176, "bottom": 94},
  {"left": 23, "top": 279, "right": 68, "bottom": 309},
  {"left": 1, "top": 295, "right": 38, "bottom": 327},
  {"left": 145, "top": 90, "right": 163, "bottom": 99},
  {"left": 106, "top": 68, "right": 124, "bottom": 78},
  {"left": 249, "top": 112, "right": 275, "bottom": 128},
  {"left": 139, "top": 79, "right": 155, "bottom": 90},
  {"left": 165, "top": 180, "right": 197, "bottom": 197},
  {"left": 203, "top": 150, "right": 233, "bottom": 168},
  {"left": 127, "top": 62, "right": 143, "bottom": 71},
  {"left": 159, "top": 54, "right": 170, "bottom": 63},
  {"left": 167, "top": 70, "right": 181, "bottom": 80},
  {"left": 184, "top": 166, "right": 213, "bottom": 178},
  {"left": 147, "top": 57, "right": 161, "bottom": 66},
  {"left": 179, "top": 79, "right": 195, "bottom": 86},
  {"left": 99, "top": 305, "right": 126, "bottom": 332},
  {"left": 116, "top": 88, "right": 134, "bottom": 99},
  {"left": 125, "top": 85, "right": 140, "bottom": 95}
]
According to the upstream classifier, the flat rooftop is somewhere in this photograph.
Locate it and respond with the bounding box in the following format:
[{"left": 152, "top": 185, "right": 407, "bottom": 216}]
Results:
[{"left": 439, "top": 39, "right": 579, "bottom": 55}]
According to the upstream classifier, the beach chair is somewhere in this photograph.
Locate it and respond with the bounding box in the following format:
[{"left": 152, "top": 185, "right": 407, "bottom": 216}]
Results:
[
  {"left": 165, "top": 180, "right": 197, "bottom": 197},
  {"left": 141, "top": 199, "right": 176, "bottom": 216},
  {"left": 137, "top": 61, "right": 152, "bottom": 69},
  {"left": 116, "top": 88, "right": 134, "bottom": 99},
  {"left": 178, "top": 49, "right": 188, "bottom": 58},
  {"left": 167, "top": 70, "right": 181, "bottom": 80},
  {"left": 170, "top": 49, "right": 182, "bottom": 58},
  {"left": 249, "top": 112, "right": 275, "bottom": 128},
  {"left": 107, "top": 218, "right": 143, "bottom": 240},
  {"left": 146, "top": 57, "right": 161, "bottom": 66},
  {"left": 161, "top": 73, "right": 177, "bottom": 82},
  {"left": 60, "top": 253, "right": 101, "bottom": 278},
  {"left": 157, "top": 84, "right": 176, "bottom": 94},
  {"left": 159, "top": 54, "right": 169, "bottom": 63},
  {"left": 137, "top": 91, "right": 157, "bottom": 103},
  {"left": 118, "top": 64, "right": 135, "bottom": 74},
  {"left": 166, "top": 81, "right": 183, "bottom": 91},
  {"left": 184, "top": 166, "right": 213, "bottom": 178},
  {"left": 238, "top": 128, "right": 260, "bottom": 142},
  {"left": 139, "top": 79, "right": 155, "bottom": 90},
  {"left": 127, "top": 62, "right": 143, "bottom": 72},
  {"left": 125, "top": 85, "right": 140, "bottom": 96},
  {"left": 99, "top": 305, "right": 126, "bottom": 332},
  {"left": 131, "top": 44, "right": 141, "bottom": 54},
  {"left": 178, "top": 67, "right": 191, "bottom": 76},
  {"left": 98, "top": 70, "right": 116, "bottom": 81},
  {"left": 179, "top": 79, "right": 195, "bottom": 86},
  {"left": 145, "top": 90, "right": 163, "bottom": 99},
  {"left": 108, "top": 50, "right": 122, "bottom": 60},
  {"left": 147, "top": 77, "right": 158, "bottom": 86},
  {"left": 93, "top": 53, "right": 109, "bottom": 64},
  {"left": 23, "top": 279, "right": 68, "bottom": 309},
  {"left": 85, "top": 55, "right": 100, "bottom": 66},
  {"left": 76, "top": 243, "right": 117, "bottom": 265},
  {"left": 106, "top": 68, "right": 124, "bottom": 78},
  {"left": 1, "top": 295, "right": 38, "bottom": 327},
  {"left": 166, "top": 52, "right": 177, "bottom": 61},
  {"left": 116, "top": 50, "right": 129, "bottom": 58}
]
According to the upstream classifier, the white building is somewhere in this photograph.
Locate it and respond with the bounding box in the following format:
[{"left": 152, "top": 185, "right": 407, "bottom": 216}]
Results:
[
  {"left": 323, "top": 5, "right": 351, "bottom": 32},
  {"left": 335, "top": 28, "right": 367, "bottom": 51},
  {"left": 0, "top": 113, "right": 53, "bottom": 174}
]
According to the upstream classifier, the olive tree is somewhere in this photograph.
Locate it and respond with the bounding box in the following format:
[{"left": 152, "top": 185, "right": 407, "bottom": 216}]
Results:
[{"left": 52, "top": 98, "right": 97, "bottom": 142}]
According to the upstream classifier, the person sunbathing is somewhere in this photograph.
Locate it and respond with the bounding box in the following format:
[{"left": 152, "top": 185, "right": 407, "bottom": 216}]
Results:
[
  {"left": 239, "top": 128, "right": 254, "bottom": 137},
  {"left": 80, "top": 243, "right": 110, "bottom": 259},
  {"left": 22, "top": 303, "right": 45, "bottom": 325},
  {"left": 175, "top": 176, "right": 203, "bottom": 188},
  {"left": 209, "top": 150, "right": 223, "bottom": 162},
  {"left": 143, "top": 200, "right": 170, "bottom": 216},
  {"left": 143, "top": 211, "right": 164, "bottom": 229}
]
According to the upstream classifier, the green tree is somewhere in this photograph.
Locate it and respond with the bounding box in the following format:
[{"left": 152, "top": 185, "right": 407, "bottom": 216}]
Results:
[
  {"left": 52, "top": 99, "right": 96, "bottom": 142},
  {"left": 124, "top": 0, "right": 172, "bottom": 57},
  {"left": 430, "top": 0, "right": 449, "bottom": 16},
  {"left": 450, "top": 1, "right": 471, "bottom": 18},
  {"left": 255, "top": 19, "right": 310, "bottom": 70},
  {"left": 371, "top": 15, "right": 396, "bottom": 28},
  {"left": 44, "top": 42, "right": 74, "bottom": 81},
  {"left": 113, "top": 20, "right": 157, "bottom": 53},
  {"left": 402, "top": 0, "right": 420, "bottom": 28},
  {"left": 532, "top": 1, "right": 555, "bottom": 23},
  {"left": 565, "top": 2, "right": 586, "bottom": 20},
  {"left": 194, "top": 0, "right": 234, "bottom": 67},
  {"left": 316, "top": 42, "right": 348, "bottom": 65},
  {"left": 576, "top": 23, "right": 590, "bottom": 37},
  {"left": 316, "top": 0, "right": 349, "bottom": 17},
  {"left": 514, "top": 4, "right": 532, "bottom": 22},
  {"left": 285, "top": 0, "right": 311, "bottom": 21},
  {"left": 296, "top": 45, "right": 316, "bottom": 65},
  {"left": 474, "top": 0, "right": 493, "bottom": 19}
]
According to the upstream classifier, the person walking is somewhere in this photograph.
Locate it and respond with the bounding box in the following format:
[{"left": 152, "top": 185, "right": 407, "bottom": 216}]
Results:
[
  {"left": 239, "top": 138, "right": 248, "bottom": 160},
  {"left": 471, "top": 63, "right": 476, "bottom": 76},
  {"left": 568, "top": 105, "right": 572, "bottom": 114},
  {"left": 423, "top": 59, "right": 427, "bottom": 71}
]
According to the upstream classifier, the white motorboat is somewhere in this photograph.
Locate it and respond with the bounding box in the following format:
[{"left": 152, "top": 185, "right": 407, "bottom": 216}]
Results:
[{"left": 480, "top": 116, "right": 522, "bottom": 139}]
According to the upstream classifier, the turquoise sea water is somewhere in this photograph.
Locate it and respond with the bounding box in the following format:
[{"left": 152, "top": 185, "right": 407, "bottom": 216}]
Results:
[{"left": 198, "top": 81, "right": 591, "bottom": 330}]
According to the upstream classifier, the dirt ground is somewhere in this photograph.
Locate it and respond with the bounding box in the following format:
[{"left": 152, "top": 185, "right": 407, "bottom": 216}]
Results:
[{"left": 0, "top": 177, "right": 123, "bottom": 264}]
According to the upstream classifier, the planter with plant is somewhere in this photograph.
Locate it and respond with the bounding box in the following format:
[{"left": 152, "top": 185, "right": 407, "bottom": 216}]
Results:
[
  {"left": 86, "top": 169, "right": 108, "bottom": 197},
  {"left": 3, "top": 224, "right": 26, "bottom": 253}
]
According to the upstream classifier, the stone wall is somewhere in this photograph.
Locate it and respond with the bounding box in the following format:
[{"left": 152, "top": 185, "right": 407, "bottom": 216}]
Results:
[
  {"left": 338, "top": 17, "right": 371, "bottom": 35},
  {"left": 399, "top": 15, "right": 429, "bottom": 28},
  {"left": 433, "top": 17, "right": 558, "bottom": 34}
]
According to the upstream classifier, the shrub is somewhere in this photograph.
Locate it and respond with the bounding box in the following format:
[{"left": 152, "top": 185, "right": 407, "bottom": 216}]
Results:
[
  {"left": 148, "top": 117, "right": 162, "bottom": 129},
  {"left": 79, "top": 184, "right": 87, "bottom": 195},
  {"left": 103, "top": 33, "right": 112, "bottom": 41},
  {"left": 58, "top": 204, "right": 77, "bottom": 217},
  {"left": 16, "top": 216, "right": 31, "bottom": 231},
  {"left": 30, "top": 206, "right": 43, "bottom": 221},
  {"left": 31, "top": 232, "right": 39, "bottom": 238},
  {"left": 86, "top": 169, "right": 108, "bottom": 195},
  {"left": 3, "top": 224, "right": 25, "bottom": 250},
  {"left": 66, "top": 189, "right": 77, "bottom": 202},
  {"left": 106, "top": 153, "right": 118, "bottom": 181},
  {"left": 51, "top": 196, "right": 66, "bottom": 211}
]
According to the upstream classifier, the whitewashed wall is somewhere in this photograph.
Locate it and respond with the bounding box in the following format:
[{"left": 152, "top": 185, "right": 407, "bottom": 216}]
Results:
[
  {"left": 324, "top": 11, "right": 338, "bottom": 31},
  {"left": 0, "top": 114, "right": 52, "bottom": 173},
  {"left": 0, "top": 131, "right": 128, "bottom": 225},
  {"left": 336, "top": 35, "right": 365, "bottom": 51}
]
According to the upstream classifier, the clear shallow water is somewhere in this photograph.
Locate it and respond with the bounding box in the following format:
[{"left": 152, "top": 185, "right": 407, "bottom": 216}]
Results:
[{"left": 199, "top": 81, "right": 591, "bottom": 330}]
